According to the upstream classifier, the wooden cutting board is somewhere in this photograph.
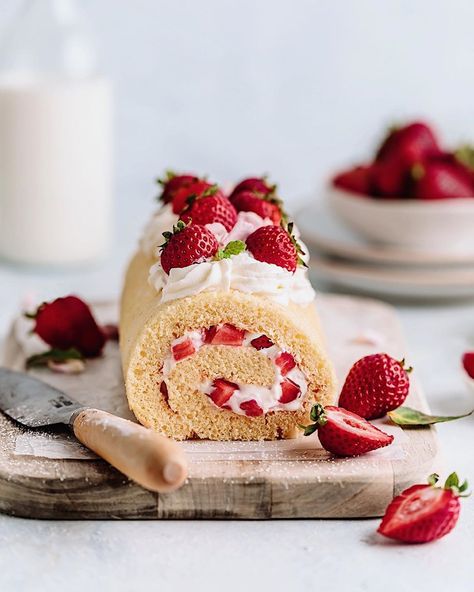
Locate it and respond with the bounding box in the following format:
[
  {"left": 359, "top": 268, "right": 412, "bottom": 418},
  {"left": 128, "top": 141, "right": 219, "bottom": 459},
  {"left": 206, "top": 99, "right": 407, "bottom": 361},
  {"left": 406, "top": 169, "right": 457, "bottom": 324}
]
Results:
[{"left": 0, "top": 294, "right": 438, "bottom": 520}]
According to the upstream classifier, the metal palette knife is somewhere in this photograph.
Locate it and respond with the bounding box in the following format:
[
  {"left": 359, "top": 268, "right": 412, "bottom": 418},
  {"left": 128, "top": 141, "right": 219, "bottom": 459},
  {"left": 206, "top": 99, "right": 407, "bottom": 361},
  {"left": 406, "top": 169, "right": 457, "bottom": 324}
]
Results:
[{"left": 0, "top": 367, "right": 187, "bottom": 492}]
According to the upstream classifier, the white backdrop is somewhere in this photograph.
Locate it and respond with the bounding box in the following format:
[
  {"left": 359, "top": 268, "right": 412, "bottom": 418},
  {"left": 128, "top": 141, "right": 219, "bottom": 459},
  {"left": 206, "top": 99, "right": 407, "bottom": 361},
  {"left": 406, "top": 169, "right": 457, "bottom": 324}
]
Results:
[{"left": 1, "top": 0, "right": 474, "bottom": 208}]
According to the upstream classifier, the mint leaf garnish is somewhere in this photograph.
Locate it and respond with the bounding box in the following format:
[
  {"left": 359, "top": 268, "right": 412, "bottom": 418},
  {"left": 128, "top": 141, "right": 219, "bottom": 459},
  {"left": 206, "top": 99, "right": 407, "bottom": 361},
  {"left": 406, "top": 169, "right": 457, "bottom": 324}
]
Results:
[{"left": 215, "top": 240, "right": 246, "bottom": 261}]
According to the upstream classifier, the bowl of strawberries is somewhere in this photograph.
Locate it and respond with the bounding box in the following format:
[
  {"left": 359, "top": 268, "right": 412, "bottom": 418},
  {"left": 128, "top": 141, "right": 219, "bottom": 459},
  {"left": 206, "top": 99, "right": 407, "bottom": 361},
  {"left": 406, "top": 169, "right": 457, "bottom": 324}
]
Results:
[{"left": 330, "top": 121, "right": 474, "bottom": 254}]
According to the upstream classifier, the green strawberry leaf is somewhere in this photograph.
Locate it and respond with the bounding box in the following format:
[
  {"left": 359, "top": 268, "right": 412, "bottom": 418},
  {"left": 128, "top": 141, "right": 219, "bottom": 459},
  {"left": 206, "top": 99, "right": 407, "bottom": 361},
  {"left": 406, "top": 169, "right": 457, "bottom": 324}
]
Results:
[
  {"left": 454, "top": 144, "right": 474, "bottom": 171},
  {"left": 444, "top": 472, "right": 459, "bottom": 490},
  {"left": 298, "top": 423, "right": 318, "bottom": 436},
  {"left": 388, "top": 406, "right": 473, "bottom": 426},
  {"left": 215, "top": 240, "right": 246, "bottom": 261},
  {"left": 299, "top": 403, "right": 328, "bottom": 436},
  {"left": 26, "top": 348, "right": 84, "bottom": 369},
  {"left": 156, "top": 169, "right": 177, "bottom": 186},
  {"left": 443, "top": 472, "right": 470, "bottom": 497}
]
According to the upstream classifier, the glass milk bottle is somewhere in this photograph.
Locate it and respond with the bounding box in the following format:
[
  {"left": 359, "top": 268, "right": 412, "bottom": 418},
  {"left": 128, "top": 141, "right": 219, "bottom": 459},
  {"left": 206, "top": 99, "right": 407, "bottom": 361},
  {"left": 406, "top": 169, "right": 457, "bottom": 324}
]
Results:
[{"left": 0, "top": 0, "right": 113, "bottom": 266}]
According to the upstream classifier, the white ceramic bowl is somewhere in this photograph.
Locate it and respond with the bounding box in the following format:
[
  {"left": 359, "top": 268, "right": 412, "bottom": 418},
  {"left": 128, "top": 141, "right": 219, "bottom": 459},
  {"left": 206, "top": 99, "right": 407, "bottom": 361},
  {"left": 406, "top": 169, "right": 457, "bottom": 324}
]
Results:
[{"left": 329, "top": 186, "right": 474, "bottom": 254}]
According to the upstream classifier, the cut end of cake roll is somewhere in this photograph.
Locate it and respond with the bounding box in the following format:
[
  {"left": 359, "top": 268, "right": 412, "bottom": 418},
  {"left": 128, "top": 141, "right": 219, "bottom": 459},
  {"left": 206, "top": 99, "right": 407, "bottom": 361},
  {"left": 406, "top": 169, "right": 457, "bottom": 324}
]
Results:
[{"left": 120, "top": 252, "right": 336, "bottom": 441}]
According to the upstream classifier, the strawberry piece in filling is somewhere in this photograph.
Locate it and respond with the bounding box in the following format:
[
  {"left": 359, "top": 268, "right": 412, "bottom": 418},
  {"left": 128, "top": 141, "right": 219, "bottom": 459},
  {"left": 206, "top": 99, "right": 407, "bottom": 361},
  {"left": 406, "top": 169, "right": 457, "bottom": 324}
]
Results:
[
  {"left": 275, "top": 351, "right": 296, "bottom": 375},
  {"left": 167, "top": 328, "right": 308, "bottom": 416},
  {"left": 210, "top": 378, "right": 238, "bottom": 407},
  {"left": 205, "top": 323, "right": 245, "bottom": 346},
  {"left": 250, "top": 335, "right": 274, "bottom": 350},
  {"left": 279, "top": 378, "right": 301, "bottom": 403},
  {"left": 240, "top": 399, "right": 264, "bottom": 417},
  {"left": 171, "top": 338, "right": 196, "bottom": 361}
]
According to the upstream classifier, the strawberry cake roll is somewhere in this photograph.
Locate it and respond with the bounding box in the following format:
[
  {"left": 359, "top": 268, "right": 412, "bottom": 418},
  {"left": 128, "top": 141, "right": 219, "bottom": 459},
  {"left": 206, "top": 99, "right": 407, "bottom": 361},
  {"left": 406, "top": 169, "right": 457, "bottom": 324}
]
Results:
[{"left": 120, "top": 173, "right": 336, "bottom": 440}]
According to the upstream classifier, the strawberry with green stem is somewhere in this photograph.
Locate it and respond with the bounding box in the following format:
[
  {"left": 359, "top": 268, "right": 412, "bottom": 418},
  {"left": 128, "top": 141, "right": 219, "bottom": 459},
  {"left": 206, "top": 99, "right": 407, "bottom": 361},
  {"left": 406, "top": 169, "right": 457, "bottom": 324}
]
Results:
[
  {"left": 378, "top": 472, "right": 469, "bottom": 543},
  {"left": 160, "top": 221, "right": 219, "bottom": 274},
  {"left": 246, "top": 222, "right": 306, "bottom": 273},
  {"left": 300, "top": 403, "right": 394, "bottom": 457},
  {"left": 338, "top": 353, "right": 412, "bottom": 420},
  {"left": 180, "top": 186, "right": 237, "bottom": 231},
  {"left": 156, "top": 171, "right": 199, "bottom": 205}
]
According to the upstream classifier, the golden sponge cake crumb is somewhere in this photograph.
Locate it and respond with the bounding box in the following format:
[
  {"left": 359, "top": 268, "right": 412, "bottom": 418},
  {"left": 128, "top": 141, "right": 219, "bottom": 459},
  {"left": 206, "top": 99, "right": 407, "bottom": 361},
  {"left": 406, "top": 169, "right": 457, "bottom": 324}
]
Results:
[{"left": 120, "top": 251, "right": 336, "bottom": 440}]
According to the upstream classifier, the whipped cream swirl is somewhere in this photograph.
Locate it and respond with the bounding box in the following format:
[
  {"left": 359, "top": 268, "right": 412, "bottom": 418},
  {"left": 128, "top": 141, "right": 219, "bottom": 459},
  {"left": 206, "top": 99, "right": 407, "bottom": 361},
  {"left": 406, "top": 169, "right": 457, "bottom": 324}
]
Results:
[
  {"left": 143, "top": 208, "right": 315, "bottom": 305},
  {"left": 149, "top": 252, "right": 314, "bottom": 305}
]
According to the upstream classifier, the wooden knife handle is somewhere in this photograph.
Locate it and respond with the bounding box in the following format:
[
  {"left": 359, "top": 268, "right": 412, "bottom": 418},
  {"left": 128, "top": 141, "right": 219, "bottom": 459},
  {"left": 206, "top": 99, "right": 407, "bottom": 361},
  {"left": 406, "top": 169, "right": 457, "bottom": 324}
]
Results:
[{"left": 72, "top": 409, "right": 187, "bottom": 493}]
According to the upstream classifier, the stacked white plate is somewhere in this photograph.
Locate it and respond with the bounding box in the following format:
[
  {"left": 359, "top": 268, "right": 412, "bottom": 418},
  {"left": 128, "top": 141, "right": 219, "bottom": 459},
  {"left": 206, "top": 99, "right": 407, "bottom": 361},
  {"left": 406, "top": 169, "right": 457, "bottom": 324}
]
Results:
[{"left": 296, "top": 189, "right": 474, "bottom": 301}]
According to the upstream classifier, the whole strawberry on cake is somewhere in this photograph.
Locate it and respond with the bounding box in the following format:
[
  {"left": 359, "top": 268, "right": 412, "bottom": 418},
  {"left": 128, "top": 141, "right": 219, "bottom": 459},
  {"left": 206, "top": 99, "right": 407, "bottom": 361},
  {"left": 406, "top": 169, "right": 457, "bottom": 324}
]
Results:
[{"left": 120, "top": 172, "right": 335, "bottom": 440}]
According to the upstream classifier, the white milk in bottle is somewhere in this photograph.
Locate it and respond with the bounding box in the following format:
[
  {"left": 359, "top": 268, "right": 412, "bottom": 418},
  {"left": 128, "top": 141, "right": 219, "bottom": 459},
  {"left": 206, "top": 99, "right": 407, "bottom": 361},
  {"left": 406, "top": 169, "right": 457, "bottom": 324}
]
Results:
[{"left": 0, "top": 0, "right": 112, "bottom": 266}]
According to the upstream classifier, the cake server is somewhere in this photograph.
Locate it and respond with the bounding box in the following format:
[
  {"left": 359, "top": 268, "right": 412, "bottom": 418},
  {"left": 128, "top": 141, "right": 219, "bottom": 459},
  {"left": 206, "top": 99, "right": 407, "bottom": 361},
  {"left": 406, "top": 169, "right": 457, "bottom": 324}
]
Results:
[{"left": 0, "top": 367, "right": 187, "bottom": 492}]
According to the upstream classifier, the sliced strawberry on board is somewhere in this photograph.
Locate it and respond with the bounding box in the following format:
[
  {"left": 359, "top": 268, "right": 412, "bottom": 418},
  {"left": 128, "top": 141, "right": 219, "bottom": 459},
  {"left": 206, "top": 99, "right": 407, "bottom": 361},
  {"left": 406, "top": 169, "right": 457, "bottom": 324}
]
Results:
[
  {"left": 250, "top": 335, "right": 274, "bottom": 350},
  {"left": 209, "top": 378, "right": 238, "bottom": 407},
  {"left": 378, "top": 472, "right": 468, "bottom": 543},
  {"left": 205, "top": 324, "right": 245, "bottom": 346},
  {"left": 279, "top": 378, "right": 301, "bottom": 403},
  {"left": 240, "top": 399, "right": 264, "bottom": 417},
  {"left": 300, "top": 404, "right": 394, "bottom": 457},
  {"left": 171, "top": 338, "right": 196, "bottom": 361},
  {"left": 275, "top": 352, "right": 296, "bottom": 375}
]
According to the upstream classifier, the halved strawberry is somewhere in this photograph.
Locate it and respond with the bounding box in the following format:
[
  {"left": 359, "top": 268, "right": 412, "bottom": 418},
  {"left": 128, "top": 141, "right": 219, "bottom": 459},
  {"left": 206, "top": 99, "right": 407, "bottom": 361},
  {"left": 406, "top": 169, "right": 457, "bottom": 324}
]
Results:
[
  {"left": 275, "top": 352, "right": 296, "bottom": 375},
  {"left": 171, "top": 338, "right": 196, "bottom": 361},
  {"left": 209, "top": 378, "right": 238, "bottom": 407},
  {"left": 250, "top": 335, "right": 274, "bottom": 350},
  {"left": 240, "top": 399, "right": 264, "bottom": 417},
  {"left": 205, "top": 324, "right": 245, "bottom": 346},
  {"left": 301, "top": 404, "right": 394, "bottom": 457},
  {"left": 279, "top": 378, "right": 300, "bottom": 403},
  {"left": 378, "top": 473, "right": 468, "bottom": 543}
]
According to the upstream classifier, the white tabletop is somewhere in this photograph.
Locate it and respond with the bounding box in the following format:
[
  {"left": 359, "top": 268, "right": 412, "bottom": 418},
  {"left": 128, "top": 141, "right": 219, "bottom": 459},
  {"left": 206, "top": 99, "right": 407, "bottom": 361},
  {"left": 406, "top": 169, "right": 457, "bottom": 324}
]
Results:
[{"left": 0, "top": 211, "right": 473, "bottom": 592}]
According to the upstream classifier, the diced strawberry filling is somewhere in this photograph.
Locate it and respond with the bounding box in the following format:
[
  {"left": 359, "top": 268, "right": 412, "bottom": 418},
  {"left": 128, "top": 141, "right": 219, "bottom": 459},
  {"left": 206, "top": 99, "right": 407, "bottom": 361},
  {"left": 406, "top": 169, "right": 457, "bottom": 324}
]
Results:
[
  {"left": 279, "top": 378, "right": 301, "bottom": 403},
  {"left": 240, "top": 399, "right": 264, "bottom": 417},
  {"left": 250, "top": 335, "right": 274, "bottom": 350},
  {"left": 210, "top": 378, "right": 238, "bottom": 407},
  {"left": 204, "top": 323, "right": 245, "bottom": 346},
  {"left": 168, "top": 329, "right": 307, "bottom": 416},
  {"left": 275, "top": 352, "right": 296, "bottom": 375},
  {"left": 172, "top": 338, "right": 196, "bottom": 361}
]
